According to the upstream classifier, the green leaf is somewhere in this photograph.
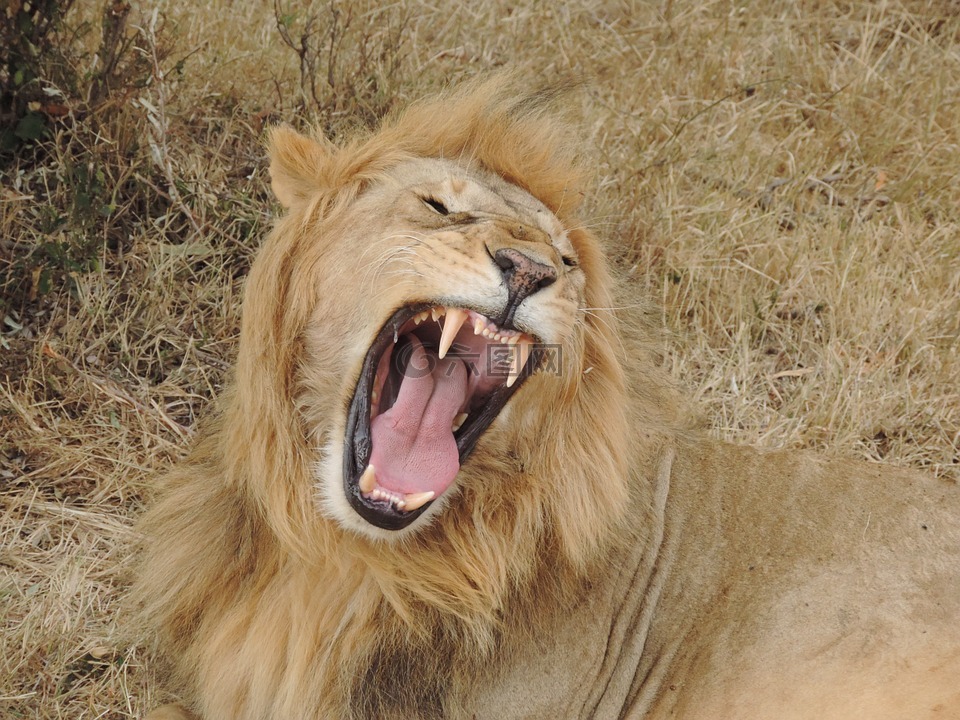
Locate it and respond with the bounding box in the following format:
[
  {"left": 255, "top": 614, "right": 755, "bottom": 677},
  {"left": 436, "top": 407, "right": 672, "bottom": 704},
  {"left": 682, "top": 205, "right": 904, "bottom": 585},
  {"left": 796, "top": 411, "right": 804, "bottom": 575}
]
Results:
[
  {"left": 14, "top": 112, "right": 47, "bottom": 141},
  {"left": 38, "top": 269, "right": 52, "bottom": 295}
]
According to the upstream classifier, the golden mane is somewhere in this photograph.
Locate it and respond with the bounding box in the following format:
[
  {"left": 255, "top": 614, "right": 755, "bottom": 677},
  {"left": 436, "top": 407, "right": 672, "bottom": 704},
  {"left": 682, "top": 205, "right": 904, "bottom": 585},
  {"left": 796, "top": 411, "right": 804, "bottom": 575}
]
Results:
[{"left": 132, "top": 77, "right": 685, "bottom": 716}]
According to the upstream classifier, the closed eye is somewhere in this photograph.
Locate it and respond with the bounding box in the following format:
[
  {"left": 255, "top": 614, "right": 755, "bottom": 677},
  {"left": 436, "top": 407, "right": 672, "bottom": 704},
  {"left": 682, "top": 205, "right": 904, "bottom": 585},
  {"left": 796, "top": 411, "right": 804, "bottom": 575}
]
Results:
[{"left": 422, "top": 197, "right": 450, "bottom": 216}]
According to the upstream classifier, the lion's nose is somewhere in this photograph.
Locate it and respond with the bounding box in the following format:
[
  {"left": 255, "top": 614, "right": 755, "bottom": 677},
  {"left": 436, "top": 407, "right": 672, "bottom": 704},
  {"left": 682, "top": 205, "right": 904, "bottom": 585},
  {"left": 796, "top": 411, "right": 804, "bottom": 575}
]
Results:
[
  {"left": 494, "top": 247, "right": 557, "bottom": 303},
  {"left": 491, "top": 247, "right": 557, "bottom": 329}
]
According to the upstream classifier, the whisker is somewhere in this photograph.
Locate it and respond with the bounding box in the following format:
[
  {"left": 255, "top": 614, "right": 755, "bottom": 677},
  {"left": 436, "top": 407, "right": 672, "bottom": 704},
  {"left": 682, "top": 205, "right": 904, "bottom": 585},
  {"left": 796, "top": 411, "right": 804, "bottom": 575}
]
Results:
[
  {"left": 579, "top": 308, "right": 627, "bottom": 359},
  {"left": 578, "top": 304, "right": 647, "bottom": 312},
  {"left": 361, "top": 235, "right": 429, "bottom": 284},
  {"left": 563, "top": 216, "right": 621, "bottom": 233}
]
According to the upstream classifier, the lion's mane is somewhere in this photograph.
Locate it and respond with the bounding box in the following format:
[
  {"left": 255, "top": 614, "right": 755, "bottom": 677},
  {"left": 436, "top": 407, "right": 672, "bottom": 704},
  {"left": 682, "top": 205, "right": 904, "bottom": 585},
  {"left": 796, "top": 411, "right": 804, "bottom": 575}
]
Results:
[{"left": 131, "top": 77, "right": 686, "bottom": 718}]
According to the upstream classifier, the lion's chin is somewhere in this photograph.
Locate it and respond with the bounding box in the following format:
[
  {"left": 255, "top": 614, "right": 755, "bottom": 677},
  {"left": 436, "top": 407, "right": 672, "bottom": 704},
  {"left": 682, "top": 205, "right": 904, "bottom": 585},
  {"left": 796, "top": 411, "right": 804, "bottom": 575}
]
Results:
[{"left": 341, "top": 303, "right": 538, "bottom": 531}]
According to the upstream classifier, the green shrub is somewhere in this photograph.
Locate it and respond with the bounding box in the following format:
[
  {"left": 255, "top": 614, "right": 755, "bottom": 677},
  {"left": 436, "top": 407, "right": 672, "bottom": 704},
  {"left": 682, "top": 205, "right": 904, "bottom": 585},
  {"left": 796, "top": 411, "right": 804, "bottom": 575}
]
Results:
[
  {"left": 0, "top": 0, "right": 77, "bottom": 151},
  {"left": 0, "top": 2, "right": 168, "bottom": 310}
]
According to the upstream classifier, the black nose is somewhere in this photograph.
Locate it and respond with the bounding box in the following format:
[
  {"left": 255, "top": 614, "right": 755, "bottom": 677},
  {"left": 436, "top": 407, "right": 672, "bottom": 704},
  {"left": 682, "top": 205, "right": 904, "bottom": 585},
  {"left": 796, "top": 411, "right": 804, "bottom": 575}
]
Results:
[
  {"left": 493, "top": 248, "right": 557, "bottom": 327},
  {"left": 494, "top": 248, "right": 556, "bottom": 299}
]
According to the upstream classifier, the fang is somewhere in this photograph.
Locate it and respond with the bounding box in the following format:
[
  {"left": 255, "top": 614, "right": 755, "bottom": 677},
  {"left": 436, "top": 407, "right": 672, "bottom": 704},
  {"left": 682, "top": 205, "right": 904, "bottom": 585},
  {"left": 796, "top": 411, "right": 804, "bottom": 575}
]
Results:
[
  {"left": 403, "top": 491, "right": 435, "bottom": 512},
  {"left": 506, "top": 338, "right": 533, "bottom": 388},
  {"left": 439, "top": 308, "right": 468, "bottom": 359},
  {"left": 359, "top": 465, "right": 377, "bottom": 494}
]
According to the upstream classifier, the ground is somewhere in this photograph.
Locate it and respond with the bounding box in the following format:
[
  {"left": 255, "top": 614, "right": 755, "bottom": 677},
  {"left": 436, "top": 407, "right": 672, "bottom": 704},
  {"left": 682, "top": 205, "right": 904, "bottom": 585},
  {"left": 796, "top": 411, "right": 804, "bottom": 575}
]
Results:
[{"left": 1, "top": 1, "right": 958, "bottom": 717}]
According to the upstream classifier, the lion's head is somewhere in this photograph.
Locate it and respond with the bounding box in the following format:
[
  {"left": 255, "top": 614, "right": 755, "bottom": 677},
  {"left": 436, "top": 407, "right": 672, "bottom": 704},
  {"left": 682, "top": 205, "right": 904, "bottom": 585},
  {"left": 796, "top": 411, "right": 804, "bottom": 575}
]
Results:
[{"left": 214, "top": 79, "right": 663, "bottom": 625}]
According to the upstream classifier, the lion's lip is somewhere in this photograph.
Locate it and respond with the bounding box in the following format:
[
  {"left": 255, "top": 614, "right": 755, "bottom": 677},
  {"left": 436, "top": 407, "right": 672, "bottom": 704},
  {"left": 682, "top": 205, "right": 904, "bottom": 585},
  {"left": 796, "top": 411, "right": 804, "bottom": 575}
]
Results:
[{"left": 343, "top": 304, "right": 537, "bottom": 530}]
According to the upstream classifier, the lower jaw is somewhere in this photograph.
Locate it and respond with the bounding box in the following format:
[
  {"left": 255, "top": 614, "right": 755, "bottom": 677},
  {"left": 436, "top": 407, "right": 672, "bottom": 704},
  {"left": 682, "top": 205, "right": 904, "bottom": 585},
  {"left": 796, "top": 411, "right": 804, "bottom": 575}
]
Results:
[{"left": 343, "top": 479, "right": 431, "bottom": 530}]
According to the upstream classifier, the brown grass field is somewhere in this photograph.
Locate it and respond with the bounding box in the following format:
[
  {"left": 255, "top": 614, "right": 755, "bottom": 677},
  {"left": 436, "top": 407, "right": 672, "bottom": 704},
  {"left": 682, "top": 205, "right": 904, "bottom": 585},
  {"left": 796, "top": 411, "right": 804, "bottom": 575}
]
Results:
[{"left": 1, "top": 1, "right": 958, "bottom": 717}]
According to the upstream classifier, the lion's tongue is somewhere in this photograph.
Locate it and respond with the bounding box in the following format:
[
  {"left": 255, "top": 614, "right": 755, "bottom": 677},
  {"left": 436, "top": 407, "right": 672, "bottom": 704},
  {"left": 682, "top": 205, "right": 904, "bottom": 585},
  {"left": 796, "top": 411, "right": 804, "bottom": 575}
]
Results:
[{"left": 369, "top": 336, "right": 466, "bottom": 496}]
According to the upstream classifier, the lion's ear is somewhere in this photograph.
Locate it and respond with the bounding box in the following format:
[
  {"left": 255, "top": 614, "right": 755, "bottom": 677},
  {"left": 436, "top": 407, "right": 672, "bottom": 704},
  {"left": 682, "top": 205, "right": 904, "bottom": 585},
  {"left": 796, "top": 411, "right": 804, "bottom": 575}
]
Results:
[{"left": 267, "top": 125, "right": 333, "bottom": 208}]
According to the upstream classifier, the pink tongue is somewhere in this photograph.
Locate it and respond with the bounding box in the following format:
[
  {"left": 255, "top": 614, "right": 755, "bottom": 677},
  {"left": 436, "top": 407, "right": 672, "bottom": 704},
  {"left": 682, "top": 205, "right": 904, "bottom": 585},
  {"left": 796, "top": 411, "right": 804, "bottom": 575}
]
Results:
[{"left": 369, "top": 335, "right": 467, "bottom": 495}]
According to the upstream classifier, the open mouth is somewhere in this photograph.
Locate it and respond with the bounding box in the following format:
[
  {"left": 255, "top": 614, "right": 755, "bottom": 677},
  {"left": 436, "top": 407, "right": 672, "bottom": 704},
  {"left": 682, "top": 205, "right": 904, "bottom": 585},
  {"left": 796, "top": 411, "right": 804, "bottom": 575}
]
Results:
[{"left": 343, "top": 304, "right": 538, "bottom": 530}]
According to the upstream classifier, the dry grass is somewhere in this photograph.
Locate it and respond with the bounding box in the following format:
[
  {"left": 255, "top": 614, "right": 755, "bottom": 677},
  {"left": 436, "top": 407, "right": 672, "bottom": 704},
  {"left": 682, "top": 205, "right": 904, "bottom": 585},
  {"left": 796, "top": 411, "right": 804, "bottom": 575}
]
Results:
[{"left": 1, "top": 1, "right": 957, "bottom": 716}]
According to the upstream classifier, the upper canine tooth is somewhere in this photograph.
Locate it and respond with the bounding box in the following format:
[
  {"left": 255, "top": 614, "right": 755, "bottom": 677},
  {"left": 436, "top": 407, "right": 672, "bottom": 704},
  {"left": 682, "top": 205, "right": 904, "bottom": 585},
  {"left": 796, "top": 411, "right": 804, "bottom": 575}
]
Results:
[
  {"left": 506, "top": 338, "right": 534, "bottom": 388},
  {"left": 474, "top": 318, "right": 485, "bottom": 335},
  {"left": 403, "top": 490, "right": 435, "bottom": 512},
  {"left": 452, "top": 412, "right": 468, "bottom": 432},
  {"left": 438, "top": 308, "right": 467, "bottom": 359},
  {"left": 359, "top": 464, "right": 377, "bottom": 494}
]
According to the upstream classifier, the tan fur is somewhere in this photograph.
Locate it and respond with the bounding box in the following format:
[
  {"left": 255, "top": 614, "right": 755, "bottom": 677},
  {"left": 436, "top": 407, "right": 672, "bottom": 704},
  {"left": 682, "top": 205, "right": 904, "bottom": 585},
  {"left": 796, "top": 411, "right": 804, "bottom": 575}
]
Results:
[{"left": 133, "top": 78, "right": 960, "bottom": 720}]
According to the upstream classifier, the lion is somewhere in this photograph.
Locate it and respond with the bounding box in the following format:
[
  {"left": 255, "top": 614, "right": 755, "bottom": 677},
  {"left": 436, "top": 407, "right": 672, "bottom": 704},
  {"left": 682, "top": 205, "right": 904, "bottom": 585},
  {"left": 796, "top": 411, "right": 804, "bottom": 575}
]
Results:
[{"left": 132, "top": 78, "right": 960, "bottom": 720}]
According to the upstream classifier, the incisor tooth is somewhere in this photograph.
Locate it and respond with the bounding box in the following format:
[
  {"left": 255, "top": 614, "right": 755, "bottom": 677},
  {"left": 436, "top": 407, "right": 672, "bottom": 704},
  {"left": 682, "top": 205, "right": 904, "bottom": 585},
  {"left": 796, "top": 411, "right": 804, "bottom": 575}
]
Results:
[
  {"left": 452, "top": 412, "right": 468, "bottom": 432},
  {"left": 431, "top": 307, "right": 443, "bottom": 322},
  {"left": 474, "top": 318, "right": 485, "bottom": 335},
  {"left": 359, "top": 464, "right": 377, "bottom": 494},
  {"left": 403, "top": 491, "right": 435, "bottom": 512},
  {"left": 438, "top": 308, "right": 467, "bottom": 359},
  {"left": 506, "top": 338, "right": 533, "bottom": 388}
]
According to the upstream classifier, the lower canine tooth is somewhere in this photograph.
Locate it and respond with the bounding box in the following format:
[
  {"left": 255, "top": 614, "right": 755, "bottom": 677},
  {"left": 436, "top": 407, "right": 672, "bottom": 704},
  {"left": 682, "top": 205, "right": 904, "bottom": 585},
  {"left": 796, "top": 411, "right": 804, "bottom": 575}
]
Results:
[
  {"left": 359, "top": 465, "right": 377, "bottom": 494},
  {"left": 403, "top": 491, "right": 435, "bottom": 512},
  {"left": 452, "top": 413, "right": 468, "bottom": 432}
]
